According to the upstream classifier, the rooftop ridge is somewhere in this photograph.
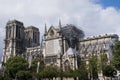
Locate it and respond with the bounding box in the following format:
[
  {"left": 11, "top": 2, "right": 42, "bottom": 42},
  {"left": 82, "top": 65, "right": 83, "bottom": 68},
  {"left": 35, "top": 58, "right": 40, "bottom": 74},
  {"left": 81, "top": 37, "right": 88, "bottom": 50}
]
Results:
[{"left": 80, "top": 34, "right": 118, "bottom": 41}]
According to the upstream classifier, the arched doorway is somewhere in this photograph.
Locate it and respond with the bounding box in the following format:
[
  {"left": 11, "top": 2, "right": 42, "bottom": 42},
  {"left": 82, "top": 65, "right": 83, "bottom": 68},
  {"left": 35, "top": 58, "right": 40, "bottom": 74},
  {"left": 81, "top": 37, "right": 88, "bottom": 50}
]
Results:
[{"left": 64, "top": 60, "right": 70, "bottom": 71}]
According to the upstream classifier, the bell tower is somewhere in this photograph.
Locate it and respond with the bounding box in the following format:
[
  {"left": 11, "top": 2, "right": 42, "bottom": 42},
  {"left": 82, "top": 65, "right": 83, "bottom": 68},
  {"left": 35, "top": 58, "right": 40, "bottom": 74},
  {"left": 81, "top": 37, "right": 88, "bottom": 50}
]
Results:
[{"left": 2, "top": 20, "right": 25, "bottom": 63}]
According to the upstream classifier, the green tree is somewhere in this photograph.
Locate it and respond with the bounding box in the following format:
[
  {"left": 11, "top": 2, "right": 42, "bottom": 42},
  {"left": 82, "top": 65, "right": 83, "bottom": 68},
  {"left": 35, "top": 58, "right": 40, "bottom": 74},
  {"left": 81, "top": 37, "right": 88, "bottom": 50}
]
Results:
[
  {"left": 112, "top": 41, "right": 120, "bottom": 57},
  {"left": 98, "top": 54, "right": 108, "bottom": 79},
  {"left": 62, "top": 70, "right": 76, "bottom": 78},
  {"left": 112, "top": 57, "right": 120, "bottom": 71},
  {"left": 88, "top": 55, "right": 98, "bottom": 80},
  {"left": 0, "top": 76, "right": 3, "bottom": 80},
  {"left": 112, "top": 41, "right": 120, "bottom": 71},
  {"left": 102, "top": 65, "right": 117, "bottom": 77},
  {"left": 4, "top": 56, "right": 29, "bottom": 79},
  {"left": 30, "top": 58, "right": 44, "bottom": 72},
  {"left": 77, "top": 59, "right": 88, "bottom": 80},
  {"left": 16, "top": 71, "right": 32, "bottom": 80},
  {"left": 38, "top": 65, "right": 60, "bottom": 80},
  {"left": 30, "top": 58, "right": 45, "bottom": 79},
  {"left": 97, "top": 54, "right": 107, "bottom": 73}
]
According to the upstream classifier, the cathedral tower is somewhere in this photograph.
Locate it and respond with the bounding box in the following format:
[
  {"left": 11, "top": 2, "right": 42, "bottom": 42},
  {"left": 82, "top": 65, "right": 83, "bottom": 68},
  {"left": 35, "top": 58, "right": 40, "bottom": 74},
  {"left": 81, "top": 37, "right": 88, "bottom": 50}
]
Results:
[
  {"left": 24, "top": 26, "right": 40, "bottom": 47},
  {"left": 2, "top": 20, "right": 25, "bottom": 63}
]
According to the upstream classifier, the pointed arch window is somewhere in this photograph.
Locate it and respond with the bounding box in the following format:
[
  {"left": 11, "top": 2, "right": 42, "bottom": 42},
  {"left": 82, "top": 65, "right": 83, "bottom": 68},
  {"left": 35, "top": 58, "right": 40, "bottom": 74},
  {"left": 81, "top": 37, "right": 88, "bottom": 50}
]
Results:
[
  {"left": 29, "top": 38, "right": 31, "bottom": 47},
  {"left": 50, "top": 30, "right": 54, "bottom": 37},
  {"left": 64, "top": 60, "right": 70, "bottom": 71},
  {"left": 9, "top": 28, "right": 11, "bottom": 38}
]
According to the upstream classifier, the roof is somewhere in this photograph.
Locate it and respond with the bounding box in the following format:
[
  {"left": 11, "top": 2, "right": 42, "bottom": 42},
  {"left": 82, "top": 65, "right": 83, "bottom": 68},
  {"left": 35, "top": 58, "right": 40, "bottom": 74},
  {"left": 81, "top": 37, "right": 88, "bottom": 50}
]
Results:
[
  {"left": 66, "top": 47, "right": 77, "bottom": 55},
  {"left": 25, "top": 26, "right": 39, "bottom": 31},
  {"left": 61, "top": 24, "right": 84, "bottom": 40},
  {"left": 80, "top": 34, "right": 119, "bottom": 42},
  {"left": 7, "top": 19, "right": 23, "bottom": 25},
  {"left": 63, "top": 47, "right": 78, "bottom": 58}
]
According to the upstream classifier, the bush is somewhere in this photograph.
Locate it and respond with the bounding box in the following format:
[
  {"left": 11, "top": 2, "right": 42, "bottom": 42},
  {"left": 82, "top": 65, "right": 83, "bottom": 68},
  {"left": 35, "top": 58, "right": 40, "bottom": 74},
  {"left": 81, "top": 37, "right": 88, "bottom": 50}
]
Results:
[
  {"left": 103, "top": 65, "right": 117, "bottom": 77},
  {"left": 16, "top": 71, "right": 32, "bottom": 80}
]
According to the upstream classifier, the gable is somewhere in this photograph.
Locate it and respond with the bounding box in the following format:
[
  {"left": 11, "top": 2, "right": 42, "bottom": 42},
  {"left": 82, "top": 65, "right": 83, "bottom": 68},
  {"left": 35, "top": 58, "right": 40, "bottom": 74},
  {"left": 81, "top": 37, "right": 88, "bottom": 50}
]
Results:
[{"left": 46, "top": 26, "right": 58, "bottom": 38}]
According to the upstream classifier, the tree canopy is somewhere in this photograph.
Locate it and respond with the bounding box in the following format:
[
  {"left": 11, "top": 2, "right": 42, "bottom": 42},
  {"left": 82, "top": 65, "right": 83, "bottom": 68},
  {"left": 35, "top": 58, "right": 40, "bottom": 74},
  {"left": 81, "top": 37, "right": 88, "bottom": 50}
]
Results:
[
  {"left": 112, "top": 41, "right": 120, "bottom": 57},
  {"left": 112, "top": 41, "right": 120, "bottom": 71},
  {"left": 102, "top": 65, "right": 117, "bottom": 77},
  {"left": 112, "top": 56, "right": 120, "bottom": 71},
  {"left": 16, "top": 71, "right": 32, "bottom": 80},
  {"left": 88, "top": 55, "right": 98, "bottom": 79},
  {"left": 5, "top": 56, "right": 29, "bottom": 79},
  {"left": 38, "top": 65, "right": 60, "bottom": 79}
]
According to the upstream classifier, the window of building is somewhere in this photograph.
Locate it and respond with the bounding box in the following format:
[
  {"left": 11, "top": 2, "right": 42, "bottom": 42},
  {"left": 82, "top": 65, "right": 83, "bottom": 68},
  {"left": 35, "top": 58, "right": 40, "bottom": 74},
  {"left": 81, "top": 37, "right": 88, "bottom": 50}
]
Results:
[
  {"left": 64, "top": 60, "right": 70, "bottom": 71},
  {"left": 50, "top": 30, "right": 54, "bottom": 37},
  {"left": 9, "top": 29, "right": 11, "bottom": 38},
  {"left": 18, "top": 28, "right": 21, "bottom": 39}
]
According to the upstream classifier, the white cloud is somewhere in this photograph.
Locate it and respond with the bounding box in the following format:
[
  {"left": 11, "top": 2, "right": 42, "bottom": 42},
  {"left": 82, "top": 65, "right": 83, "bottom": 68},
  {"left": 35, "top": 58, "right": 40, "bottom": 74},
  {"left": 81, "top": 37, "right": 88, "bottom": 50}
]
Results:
[{"left": 0, "top": 0, "right": 120, "bottom": 56}]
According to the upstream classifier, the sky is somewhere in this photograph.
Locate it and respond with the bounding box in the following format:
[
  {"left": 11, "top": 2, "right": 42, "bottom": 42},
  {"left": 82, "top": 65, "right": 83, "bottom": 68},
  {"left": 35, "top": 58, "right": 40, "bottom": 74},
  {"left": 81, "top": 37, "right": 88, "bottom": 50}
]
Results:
[
  {"left": 0, "top": 0, "right": 120, "bottom": 58},
  {"left": 95, "top": 0, "right": 120, "bottom": 9}
]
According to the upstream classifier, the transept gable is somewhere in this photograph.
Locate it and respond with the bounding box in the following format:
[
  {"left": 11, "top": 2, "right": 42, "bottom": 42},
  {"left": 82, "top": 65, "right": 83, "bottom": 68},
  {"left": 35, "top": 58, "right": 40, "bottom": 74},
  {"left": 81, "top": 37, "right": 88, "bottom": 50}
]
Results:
[{"left": 46, "top": 26, "right": 59, "bottom": 39}]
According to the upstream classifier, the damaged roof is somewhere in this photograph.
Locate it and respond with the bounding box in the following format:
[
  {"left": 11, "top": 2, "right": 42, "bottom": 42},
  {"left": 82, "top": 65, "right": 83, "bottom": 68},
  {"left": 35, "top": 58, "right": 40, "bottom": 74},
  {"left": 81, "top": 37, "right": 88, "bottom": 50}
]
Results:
[{"left": 61, "top": 24, "right": 84, "bottom": 40}]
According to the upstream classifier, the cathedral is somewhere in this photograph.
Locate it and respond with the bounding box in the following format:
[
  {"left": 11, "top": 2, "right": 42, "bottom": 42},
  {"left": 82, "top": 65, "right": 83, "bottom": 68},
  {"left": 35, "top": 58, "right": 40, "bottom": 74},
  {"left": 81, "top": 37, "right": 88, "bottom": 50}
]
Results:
[{"left": 1, "top": 20, "right": 119, "bottom": 72}]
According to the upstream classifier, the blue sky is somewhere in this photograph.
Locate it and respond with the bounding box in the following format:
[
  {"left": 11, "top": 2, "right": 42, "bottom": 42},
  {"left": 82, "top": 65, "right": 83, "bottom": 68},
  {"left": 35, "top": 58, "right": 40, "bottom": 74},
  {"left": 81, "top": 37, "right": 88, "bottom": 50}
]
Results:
[
  {"left": 0, "top": 0, "right": 120, "bottom": 59},
  {"left": 96, "top": 0, "right": 120, "bottom": 9}
]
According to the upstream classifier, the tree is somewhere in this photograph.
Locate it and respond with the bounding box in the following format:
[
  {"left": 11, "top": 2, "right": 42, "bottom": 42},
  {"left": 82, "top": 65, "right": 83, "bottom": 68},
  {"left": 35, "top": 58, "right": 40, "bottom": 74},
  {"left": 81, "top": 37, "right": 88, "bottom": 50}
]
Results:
[
  {"left": 30, "top": 58, "right": 45, "bottom": 79},
  {"left": 38, "top": 65, "right": 60, "bottom": 79},
  {"left": 88, "top": 55, "right": 98, "bottom": 80},
  {"left": 112, "top": 41, "right": 120, "bottom": 57},
  {"left": 102, "top": 65, "right": 117, "bottom": 78},
  {"left": 0, "top": 76, "right": 3, "bottom": 80},
  {"left": 4, "top": 56, "right": 29, "bottom": 79},
  {"left": 97, "top": 53, "right": 108, "bottom": 79},
  {"left": 30, "top": 58, "right": 44, "bottom": 72},
  {"left": 112, "top": 41, "right": 120, "bottom": 71},
  {"left": 77, "top": 59, "right": 88, "bottom": 80},
  {"left": 62, "top": 70, "right": 77, "bottom": 78},
  {"left": 16, "top": 71, "right": 32, "bottom": 80},
  {"left": 112, "top": 57, "right": 120, "bottom": 71}
]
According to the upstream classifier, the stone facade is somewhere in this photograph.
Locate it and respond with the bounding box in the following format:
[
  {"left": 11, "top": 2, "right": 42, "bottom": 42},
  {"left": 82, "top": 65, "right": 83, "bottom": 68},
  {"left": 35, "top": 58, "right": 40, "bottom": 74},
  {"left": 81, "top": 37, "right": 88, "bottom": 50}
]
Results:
[
  {"left": 43, "top": 24, "right": 84, "bottom": 71},
  {"left": 79, "top": 34, "right": 118, "bottom": 60},
  {"left": 26, "top": 46, "right": 43, "bottom": 68},
  {"left": 43, "top": 24, "right": 118, "bottom": 71},
  {"left": 2, "top": 20, "right": 41, "bottom": 63},
  {"left": 1, "top": 20, "right": 119, "bottom": 76},
  {"left": 24, "top": 26, "right": 40, "bottom": 47}
]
